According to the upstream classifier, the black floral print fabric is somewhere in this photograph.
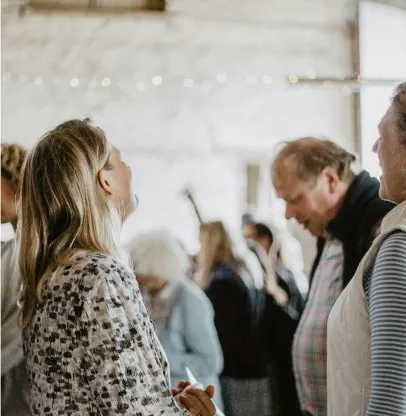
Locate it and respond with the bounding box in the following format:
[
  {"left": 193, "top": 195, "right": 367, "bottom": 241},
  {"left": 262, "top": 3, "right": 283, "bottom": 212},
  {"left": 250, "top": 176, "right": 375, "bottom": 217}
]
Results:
[{"left": 24, "top": 251, "right": 188, "bottom": 415}]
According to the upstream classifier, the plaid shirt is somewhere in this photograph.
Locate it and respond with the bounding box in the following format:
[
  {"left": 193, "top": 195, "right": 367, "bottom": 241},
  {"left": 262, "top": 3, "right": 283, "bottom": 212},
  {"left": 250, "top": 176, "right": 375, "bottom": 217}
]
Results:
[{"left": 292, "top": 239, "right": 344, "bottom": 416}]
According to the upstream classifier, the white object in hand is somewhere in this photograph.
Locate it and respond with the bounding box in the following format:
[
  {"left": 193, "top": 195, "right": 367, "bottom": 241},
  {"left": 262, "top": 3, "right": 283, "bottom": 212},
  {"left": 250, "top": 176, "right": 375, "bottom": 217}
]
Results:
[{"left": 185, "top": 367, "right": 225, "bottom": 416}]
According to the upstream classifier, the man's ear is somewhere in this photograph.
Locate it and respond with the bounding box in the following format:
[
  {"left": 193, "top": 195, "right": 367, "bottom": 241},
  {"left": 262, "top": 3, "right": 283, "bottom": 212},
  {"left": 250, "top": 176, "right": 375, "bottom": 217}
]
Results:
[
  {"left": 97, "top": 169, "right": 113, "bottom": 196},
  {"left": 323, "top": 167, "right": 340, "bottom": 193}
]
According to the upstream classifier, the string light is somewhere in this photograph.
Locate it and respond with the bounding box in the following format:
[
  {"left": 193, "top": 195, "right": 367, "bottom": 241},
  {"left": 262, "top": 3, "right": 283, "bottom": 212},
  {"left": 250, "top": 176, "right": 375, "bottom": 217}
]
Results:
[
  {"left": 3, "top": 73, "right": 396, "bottom": 96},
  {"left": 101, "top": 77, "right": 111, "bottom": 87},
  {"left": 288, "top": 74, "right": 298, "bottom": 84},
  {"left": 152, "top": 76, "right": 162, "bottom": 85},
  {"left": 70, "top": 78, "right": 79, "bottom": 87},
  {"left": 183, "top": 78, "right": 194, "bottom": 88}
]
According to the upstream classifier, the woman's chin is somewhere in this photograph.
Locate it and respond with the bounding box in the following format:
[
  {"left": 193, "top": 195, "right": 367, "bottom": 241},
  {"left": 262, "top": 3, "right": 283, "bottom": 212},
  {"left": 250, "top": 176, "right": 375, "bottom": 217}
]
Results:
[{"left": 378, "top": 181, "right": 388, "bottom": 200}]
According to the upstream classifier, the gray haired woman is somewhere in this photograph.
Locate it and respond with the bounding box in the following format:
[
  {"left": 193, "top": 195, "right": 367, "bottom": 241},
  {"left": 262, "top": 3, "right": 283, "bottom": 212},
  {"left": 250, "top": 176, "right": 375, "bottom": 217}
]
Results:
[{"left": 128, "top": 230, "right": 224, "bottom": 410}]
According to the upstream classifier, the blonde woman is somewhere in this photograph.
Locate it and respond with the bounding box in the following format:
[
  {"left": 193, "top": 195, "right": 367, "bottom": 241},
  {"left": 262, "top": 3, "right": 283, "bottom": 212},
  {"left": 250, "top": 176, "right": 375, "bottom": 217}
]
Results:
[
  {"left": 197, "top": 221, "right": 272, "bottom": 416},
  {"left": 1, "top": 143, "right": 30, "bottom": 415},
  {"left": 128, "top": 230, "right": 224, "bottom": 409},
  {"left": 19, "top": 119, "right": 215, "bottom": 416}
]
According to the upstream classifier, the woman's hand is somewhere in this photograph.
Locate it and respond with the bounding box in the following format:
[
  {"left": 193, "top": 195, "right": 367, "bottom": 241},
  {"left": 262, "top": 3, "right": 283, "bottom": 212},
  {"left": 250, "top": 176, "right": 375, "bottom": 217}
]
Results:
[
  {"left": 172, "top": 380, "right": 191, "bottom": 396},
  {"left": 253, "top": 240, "right": 289, "bottom": 305},
  {"left": 174, "top": 382, "right": 216, "bottom": 416}
]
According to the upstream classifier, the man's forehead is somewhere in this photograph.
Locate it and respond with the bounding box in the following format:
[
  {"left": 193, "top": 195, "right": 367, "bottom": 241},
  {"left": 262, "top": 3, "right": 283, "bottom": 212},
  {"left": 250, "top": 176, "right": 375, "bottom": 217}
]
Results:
[{"left": 274, "top": 173, "right": 304, "bottom": 198}]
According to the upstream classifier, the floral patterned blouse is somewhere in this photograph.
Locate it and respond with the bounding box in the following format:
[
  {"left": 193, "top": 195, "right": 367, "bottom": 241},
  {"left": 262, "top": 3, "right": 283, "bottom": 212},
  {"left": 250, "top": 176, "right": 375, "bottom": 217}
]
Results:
[{"left": 24, "top": 251, "right": 189, "bottom": 415}]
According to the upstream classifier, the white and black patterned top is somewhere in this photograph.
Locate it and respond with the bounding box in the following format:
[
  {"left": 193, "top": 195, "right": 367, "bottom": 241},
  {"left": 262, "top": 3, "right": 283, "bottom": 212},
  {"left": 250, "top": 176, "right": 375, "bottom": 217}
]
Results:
[
  {"left": 363, "top": 231, "right": 406, "bottom": 416},
  {"left": 24, "top": 251, "right": 189, "bottom": 415}
]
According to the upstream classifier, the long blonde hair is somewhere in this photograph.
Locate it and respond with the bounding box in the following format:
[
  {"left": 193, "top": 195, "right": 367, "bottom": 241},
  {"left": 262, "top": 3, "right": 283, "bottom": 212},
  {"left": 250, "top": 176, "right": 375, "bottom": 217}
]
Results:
[
  {"left": 18, "top": 119, "right": 127, "bottom": 329},
  {"left": 196, "top": 221, "right": 241, "bottom": 288}
]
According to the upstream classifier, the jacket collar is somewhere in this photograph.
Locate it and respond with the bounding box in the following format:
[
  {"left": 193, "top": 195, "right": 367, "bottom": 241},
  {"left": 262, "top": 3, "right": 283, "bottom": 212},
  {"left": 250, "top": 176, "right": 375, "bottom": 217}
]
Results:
[
  {"left": 381, "top": 199, "right": 406, "bottom": 233},
  {"left": 327, "top": 171, "right": 392, "bottom": 240}
]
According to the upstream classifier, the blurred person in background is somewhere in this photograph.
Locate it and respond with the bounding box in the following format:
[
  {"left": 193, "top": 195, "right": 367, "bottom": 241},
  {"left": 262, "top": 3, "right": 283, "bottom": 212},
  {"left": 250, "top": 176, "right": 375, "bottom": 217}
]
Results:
[
  {"left": 328, "top": 82, "right": 406, "bottom": 416},
  {"left": 19, "top": 119, "right": 216, "bottom": 416},
  {"left": 271, "top": 137, "right": 394, "bottom": 416},
  {"left": 128, "top": 229, "right": 224, "bottom": 409},
  {"left": 242, "top": 219, "right": 305, "bottom": 416},
  {"left": 197, "top": 221, "right": 272, "bottom": 416},
  {"left": 243, "top": 220, "right": 305, "bottom": 318},
  {"left": 1, "top": 143, "right": 30, "bottom": 416},
  {"left": 245, "top": 220, "right": 304, "bottom": 416}
]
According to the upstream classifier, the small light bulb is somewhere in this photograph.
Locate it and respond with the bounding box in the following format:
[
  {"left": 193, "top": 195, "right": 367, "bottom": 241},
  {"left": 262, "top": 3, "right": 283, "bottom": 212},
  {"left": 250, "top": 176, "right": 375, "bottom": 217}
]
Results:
[
  {"left": 357, "top": 74, "right": 363, "bottom": 82},
  {"left": 70, "top": 78, "right": 79, "bottom": 87},
  {"left": 288, "top": 74, "right": 298, "bottom": 84},
  {"left": 34, "top": 76, "right": 43, "bottom": 86},
  {"left": 101, "top": 78, "right": 111, "bottom": 87},
  {"left": 152, "top": 76, "right": 162, "bottom": 85},
  {"left": 183, "top": 78, "right": 194, "bottom": 88}
]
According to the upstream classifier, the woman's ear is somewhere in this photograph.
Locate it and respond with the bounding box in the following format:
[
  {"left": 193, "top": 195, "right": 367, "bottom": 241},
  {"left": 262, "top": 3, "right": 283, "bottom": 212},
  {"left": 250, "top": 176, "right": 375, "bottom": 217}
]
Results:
[{"left": 97, "top": 169, "right": 113, "bottom": 196}]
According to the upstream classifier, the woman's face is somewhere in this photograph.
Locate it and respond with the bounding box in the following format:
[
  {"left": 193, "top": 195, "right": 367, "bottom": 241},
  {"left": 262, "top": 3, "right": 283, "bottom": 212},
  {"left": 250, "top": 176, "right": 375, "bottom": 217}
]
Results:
[
  {"left": 373, "top": 104, "right": 406, "bottom": 203},
  {"left": 99, "top": 146, "right": 137, "bottom": 221},
  {"left": 1, "top": 175, "right": 18, "bottom": 224}
]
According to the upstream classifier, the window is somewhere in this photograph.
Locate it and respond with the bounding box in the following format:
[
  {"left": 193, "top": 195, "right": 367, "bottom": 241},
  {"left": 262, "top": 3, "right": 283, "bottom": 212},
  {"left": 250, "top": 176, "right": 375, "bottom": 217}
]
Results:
[{"left": 359, "top": 1, "right": 406, "bottom": 178}]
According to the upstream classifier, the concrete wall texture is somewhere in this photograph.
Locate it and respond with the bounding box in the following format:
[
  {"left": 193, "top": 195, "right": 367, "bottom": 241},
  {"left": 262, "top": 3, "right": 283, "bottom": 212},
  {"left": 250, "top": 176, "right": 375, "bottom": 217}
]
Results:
[{"left": 2, "top": 0, "right": 405, "bottom": 272}]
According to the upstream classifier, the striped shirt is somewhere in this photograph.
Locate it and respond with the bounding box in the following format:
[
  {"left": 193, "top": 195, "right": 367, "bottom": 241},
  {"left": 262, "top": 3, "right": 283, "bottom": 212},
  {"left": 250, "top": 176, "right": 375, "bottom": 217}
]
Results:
[
  {"left": 363, "top": 231, "right": 406, "bottom": 416},
  {"left": 292, "top": 239, "right": 343, "bottom": 416}
]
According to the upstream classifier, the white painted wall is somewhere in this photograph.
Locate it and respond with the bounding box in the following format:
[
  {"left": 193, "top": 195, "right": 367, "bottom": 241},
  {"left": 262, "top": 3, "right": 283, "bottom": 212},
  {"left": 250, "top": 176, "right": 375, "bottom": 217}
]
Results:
[
  {"left": 2, "top": 0, "right": 404, "bottom": 273},
  {"left": 359, "top": 1, "right": 406, "bottom": 178}
]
